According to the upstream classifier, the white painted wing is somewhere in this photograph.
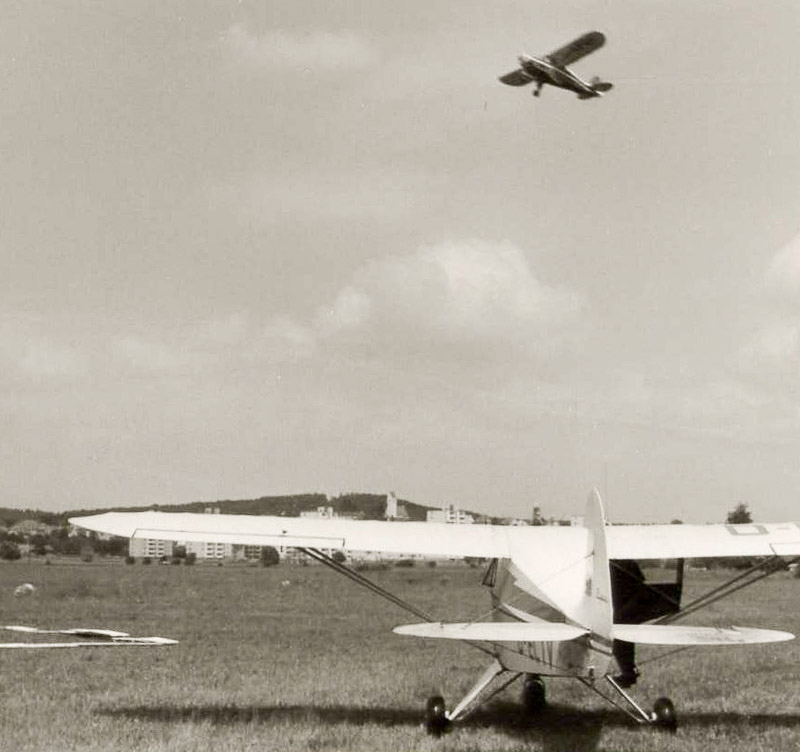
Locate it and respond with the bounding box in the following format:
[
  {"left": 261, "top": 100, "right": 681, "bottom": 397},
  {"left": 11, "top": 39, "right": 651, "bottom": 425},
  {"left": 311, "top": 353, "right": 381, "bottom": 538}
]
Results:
[
  {"left": 393, "top": 621, "right": 587, "bottom": 642},
  {"left": 4, "top": 625, "right": 130, "bottom": 638},
  {"left": 612, "top": 624, "right": 794, "bottom": 645},
  {"left": 69, "top": 511, "right": 587, "bottom": 560},
  {"left": 606, "top": 522, "right": 800, "bottom": 560},
  {"left": 0, "top": 637, "right": 177, "bottom": 649},
  {"left": 1, "top": 625, "right": 177, "bottom": 647}
]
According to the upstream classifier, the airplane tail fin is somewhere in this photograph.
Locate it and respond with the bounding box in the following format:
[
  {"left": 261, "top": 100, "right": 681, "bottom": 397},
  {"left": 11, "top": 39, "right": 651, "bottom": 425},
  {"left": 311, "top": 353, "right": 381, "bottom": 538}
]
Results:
[{"left": 584, "top": 489, "right": 613, "bottom": 640}]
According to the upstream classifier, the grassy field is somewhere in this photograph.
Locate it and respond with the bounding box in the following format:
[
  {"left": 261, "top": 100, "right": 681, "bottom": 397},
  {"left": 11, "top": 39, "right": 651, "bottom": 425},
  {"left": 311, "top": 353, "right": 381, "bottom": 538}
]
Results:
[{"left": 0, "top": 559, "right": 799, "bottom": 752}]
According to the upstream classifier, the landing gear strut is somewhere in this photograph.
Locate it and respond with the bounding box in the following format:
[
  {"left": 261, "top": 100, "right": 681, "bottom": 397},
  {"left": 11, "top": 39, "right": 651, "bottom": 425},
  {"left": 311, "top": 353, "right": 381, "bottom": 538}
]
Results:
[{"left": 600, "top": 675, "right": 679, "bottom": 732}]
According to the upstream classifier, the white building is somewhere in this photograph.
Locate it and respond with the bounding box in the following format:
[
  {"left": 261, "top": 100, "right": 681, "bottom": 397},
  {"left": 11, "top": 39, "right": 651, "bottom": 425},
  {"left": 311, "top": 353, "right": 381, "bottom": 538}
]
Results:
[
  {"left": 129, "top": 538, "right": 174, "bottom": 559},
  {"left": 301, "top": 506, "right": 337, "bottom": 519},
  {"left": 426, "top": 504, "right": 475, "bottom": 524}
]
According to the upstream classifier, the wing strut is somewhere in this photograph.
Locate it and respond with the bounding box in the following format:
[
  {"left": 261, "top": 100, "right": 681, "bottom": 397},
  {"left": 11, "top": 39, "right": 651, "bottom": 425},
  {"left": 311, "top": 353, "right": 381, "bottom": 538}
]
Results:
[
  {"left": 298, "top": 547, "right": 435, "bottom": 621},
  {"left": 298, "top": 547, "right": 494, "bottom": 656},
  {"left": 655, "top": 554, "right": 800, "bottom": 625}
]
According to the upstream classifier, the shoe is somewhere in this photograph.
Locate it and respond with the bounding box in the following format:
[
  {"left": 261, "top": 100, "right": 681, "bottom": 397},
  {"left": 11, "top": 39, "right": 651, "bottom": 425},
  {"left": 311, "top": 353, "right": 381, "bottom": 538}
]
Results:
[{"left": 612, "top": 670, "right": 639, "bottom": 688}]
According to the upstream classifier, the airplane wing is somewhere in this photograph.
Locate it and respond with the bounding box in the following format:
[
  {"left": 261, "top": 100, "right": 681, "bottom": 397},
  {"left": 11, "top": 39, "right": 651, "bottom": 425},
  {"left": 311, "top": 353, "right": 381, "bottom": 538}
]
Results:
[
  {"left": 71, "top": 511, "right": 800, "bottom": 562},
  {"left": 70, "top": 510, "right": 587, "bottom": 560},
  {"left": 394, "top": 621, "right": 587, "bottom": 642},
  {"left": 546, "top": 31, "right": 606, "bottom": 68},
  {"left": 1, "top": 625, "right": 177, "bottom": 648},
  {"left": 498, "top": 69, "right": 535, "bottom": 86},
  {"left": 612, "top": 624, "right": 794, "bottom": 645},
  {"left": 606, "top": 522, "right": 800, "bottom": 560}
]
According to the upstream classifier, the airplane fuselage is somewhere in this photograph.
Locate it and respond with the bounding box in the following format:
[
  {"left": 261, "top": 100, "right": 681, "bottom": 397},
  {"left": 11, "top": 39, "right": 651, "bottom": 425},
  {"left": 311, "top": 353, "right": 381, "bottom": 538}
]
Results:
[{"left": 518, "top": 55, "right": 601, "bottom": 98}]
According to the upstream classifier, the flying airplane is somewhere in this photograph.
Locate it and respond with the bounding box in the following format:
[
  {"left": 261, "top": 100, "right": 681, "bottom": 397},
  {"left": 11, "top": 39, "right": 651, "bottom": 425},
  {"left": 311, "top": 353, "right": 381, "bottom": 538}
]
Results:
[
  {"left": 0, "top": 625, "right": 177, "bottom": 649},
  {"left": 71, "top": 491, "right": 800, "bottom": 733},
  {"left": 499, "top": 31, "right": 613, "bottom": 99}
]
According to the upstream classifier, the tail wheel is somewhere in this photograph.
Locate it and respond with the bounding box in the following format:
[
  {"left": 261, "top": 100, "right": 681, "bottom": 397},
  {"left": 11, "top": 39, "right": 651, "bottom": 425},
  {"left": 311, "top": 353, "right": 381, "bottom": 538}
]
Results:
[
  {"left": 522, "top": 675, "right": 546, "bottom": 714},
  {"left": 425, "top": 695, "right": 450, "bottom": 736},
  {"left": 652, "top": 697, "right": 677, "bottom": 732}
]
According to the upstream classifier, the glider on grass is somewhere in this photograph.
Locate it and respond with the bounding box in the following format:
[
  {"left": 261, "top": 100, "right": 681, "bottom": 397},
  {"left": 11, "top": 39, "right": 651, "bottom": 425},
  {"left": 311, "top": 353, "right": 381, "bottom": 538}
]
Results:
[
  {"left": 499, "top": 31, "right": 613, "bottom": 99},
  {"left": 71, "top": 491, "right": 799, "bottom": 733},
  {"left": 0, "top": 625, "right": 177, "bottom": 649}
]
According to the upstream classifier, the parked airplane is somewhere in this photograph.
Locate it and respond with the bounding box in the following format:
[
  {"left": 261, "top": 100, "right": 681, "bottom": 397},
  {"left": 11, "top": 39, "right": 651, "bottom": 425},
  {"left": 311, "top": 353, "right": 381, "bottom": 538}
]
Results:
[
  {"left": 499, "top": 31, "right": 613, "bottom": 99},
  {"left": 0, "top": 625, "right": 177, "bottom": 649},
  {"left": 71, "top": 491, "right": 800, "bottom": 733}
]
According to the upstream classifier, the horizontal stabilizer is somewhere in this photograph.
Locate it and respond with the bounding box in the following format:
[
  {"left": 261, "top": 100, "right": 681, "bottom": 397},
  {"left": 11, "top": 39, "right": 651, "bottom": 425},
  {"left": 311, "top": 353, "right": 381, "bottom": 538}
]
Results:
[
  {"left": 612, "top": 624, "right": 794, "bottom": 646},
  {"left": 394, "top": 621, "right": 587, "bottom": 642}
]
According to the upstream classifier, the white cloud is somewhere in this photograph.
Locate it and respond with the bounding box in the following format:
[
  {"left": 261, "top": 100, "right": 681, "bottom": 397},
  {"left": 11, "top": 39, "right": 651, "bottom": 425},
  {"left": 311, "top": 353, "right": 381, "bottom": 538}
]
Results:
[
  {"left": 313, "top": 239, "right": 584, "bottom": 362},
  {"left": 105, "top": 241, "right": 581, "bottom": 380},
  {"left": 765, "top": 231, "right": 800, "bottom": 296},
  {"left": 0, "top": 316, "right": 85, "bottom": 380},
  {"left": 740, "top": 319, "right": 800, "bottom": 368},
  {"left": 112, "top": 335, "right": 195, "bottom": 373},
  {"left": 220, "top": 24, "right": 378, "bottom": 74}
]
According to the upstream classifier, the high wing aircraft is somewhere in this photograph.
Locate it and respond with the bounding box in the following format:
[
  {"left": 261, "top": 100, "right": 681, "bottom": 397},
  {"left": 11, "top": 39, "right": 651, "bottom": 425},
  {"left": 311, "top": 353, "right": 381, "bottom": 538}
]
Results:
[
  {"left": 71, "top": 491, "right": 800, "bottom": 733},
  {"left": 499, "top": 31, "right": 613, "bottom": 99},
  {"left": 0, "top": 625, "right": 177, "bottom": 649}
]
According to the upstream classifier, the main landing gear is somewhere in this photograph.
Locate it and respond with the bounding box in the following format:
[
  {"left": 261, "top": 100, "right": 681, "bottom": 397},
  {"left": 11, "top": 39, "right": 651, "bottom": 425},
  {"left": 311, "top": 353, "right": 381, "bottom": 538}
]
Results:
[
  {"left": 603, "top": 675, "right": 678, "bottom": 732},
  {"left": 425, "top": 665, "right": 678, "bottom": 735},
  {"left": 424, "top": 661, "right": 546, "bottom": 735}
]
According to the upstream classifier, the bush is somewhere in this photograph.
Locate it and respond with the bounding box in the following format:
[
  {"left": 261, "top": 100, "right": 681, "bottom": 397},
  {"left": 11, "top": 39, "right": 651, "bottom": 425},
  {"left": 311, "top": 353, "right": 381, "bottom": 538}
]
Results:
[
  {"left": 426, "top": 560, "right": 437, "bottom": 568},
  {"left": 81, "top": 552, "right": 93, "bottom": 563},
  {"left": 0, "top": 541, "right": 21, "bottom": 561},
  {"left": 142, "top": 557, "right": 152, "bottom": 565},
  {"left": 354, "top": 561, "right": 389, "bottom": 572},
  {"left": 125, "top": 556, "right": 135, "bottom": 565},
  {"left": 395, "top": 558, "right": 415, "bottom": 568},
  {"left": 260, "top": 546, "right": 280, "bottom": 567},
  {"left": 185, "top": 552, "right": 197, "bottom": 566}
]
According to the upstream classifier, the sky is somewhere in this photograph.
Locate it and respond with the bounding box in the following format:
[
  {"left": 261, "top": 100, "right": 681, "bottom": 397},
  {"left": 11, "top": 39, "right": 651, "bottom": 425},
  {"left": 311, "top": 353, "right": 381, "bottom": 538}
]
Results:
[{"left": 2, "top": 0, "right": 800, "bottom": 522}]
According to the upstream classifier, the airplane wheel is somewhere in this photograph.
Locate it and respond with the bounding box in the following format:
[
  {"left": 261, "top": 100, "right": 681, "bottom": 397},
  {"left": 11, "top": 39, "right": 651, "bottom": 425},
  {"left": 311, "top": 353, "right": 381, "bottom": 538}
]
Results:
[
  {"left": 425, "top": 695, "right": 450, "bottom": 736},
  {"left": 522, "top": 674, "right": 546, "bottom": 714},
  {"left": 652, "top": 697, "right": 677, "bottom": 733}
]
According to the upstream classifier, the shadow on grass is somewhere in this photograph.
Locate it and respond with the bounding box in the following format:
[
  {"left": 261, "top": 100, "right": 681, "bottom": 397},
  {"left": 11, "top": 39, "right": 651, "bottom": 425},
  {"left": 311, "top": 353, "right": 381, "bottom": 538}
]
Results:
[{"left": 98, "top": 700, "right": 800, "bottom": 751}]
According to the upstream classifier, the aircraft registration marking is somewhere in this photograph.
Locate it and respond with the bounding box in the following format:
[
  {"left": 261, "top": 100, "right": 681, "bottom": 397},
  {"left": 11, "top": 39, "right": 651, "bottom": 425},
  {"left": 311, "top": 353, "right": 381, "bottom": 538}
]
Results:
[{"left": 725, "top": 523, "right": 800, "bottom": 536}]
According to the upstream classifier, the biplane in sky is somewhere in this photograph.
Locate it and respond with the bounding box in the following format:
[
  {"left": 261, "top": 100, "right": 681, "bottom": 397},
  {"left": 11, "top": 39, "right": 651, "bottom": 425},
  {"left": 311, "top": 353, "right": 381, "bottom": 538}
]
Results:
[
  {"left": 72, "top": 491, "right": 800, "bottom": 733},
  {"left": 499, "top": 31, "right": 613, "bottom": 99}
]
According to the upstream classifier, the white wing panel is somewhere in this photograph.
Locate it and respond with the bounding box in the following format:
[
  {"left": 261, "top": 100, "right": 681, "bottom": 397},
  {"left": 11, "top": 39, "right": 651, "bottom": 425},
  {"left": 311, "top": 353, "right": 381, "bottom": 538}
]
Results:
[
  {"left": 606, "top": 522, "right": 800, "bottom": 560},
  {"left": 71, "top": 511, "right": 520, "bottom": 558}
]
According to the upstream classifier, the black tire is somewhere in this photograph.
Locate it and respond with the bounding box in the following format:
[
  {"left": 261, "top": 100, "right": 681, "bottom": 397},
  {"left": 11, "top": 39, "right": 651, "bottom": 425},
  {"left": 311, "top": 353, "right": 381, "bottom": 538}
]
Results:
[
  {"left": 522, "top": 675, "right": 546, "bottom": 714},
  {"left": 425, "top": 695, "right": 449, "bottom": 736},
  {"left": 652, "top": 697, "right": 677, "bottom": 732}
]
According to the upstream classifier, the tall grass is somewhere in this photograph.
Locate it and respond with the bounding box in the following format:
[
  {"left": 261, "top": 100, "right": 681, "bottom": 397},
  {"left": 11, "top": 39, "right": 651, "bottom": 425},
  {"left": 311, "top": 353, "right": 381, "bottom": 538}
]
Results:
[{"left": 0, "top": 560, "right": 798, "bottom": 751}]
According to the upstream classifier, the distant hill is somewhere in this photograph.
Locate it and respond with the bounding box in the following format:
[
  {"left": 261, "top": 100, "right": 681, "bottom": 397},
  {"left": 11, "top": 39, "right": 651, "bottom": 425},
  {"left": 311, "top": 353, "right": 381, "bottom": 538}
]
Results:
[{"left": 0, "top": 492, "right": 447, "bottom": 528}]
